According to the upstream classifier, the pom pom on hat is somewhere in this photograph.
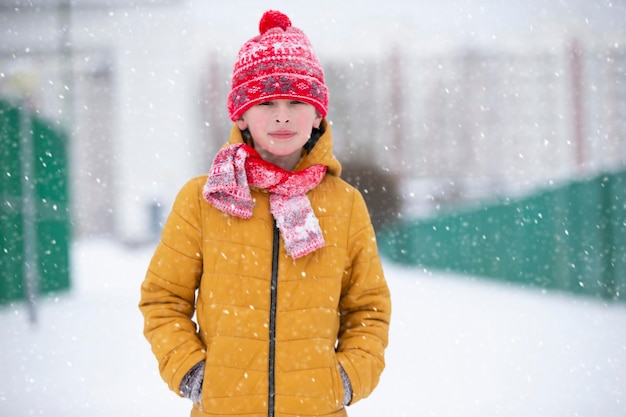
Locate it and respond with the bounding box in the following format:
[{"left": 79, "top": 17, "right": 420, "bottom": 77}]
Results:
[
  {"left": 259, "top": 10, "right": 292, "bottom": 34},
  {"left": 227, "top": 10, "right": 329, "bottom": 121}
]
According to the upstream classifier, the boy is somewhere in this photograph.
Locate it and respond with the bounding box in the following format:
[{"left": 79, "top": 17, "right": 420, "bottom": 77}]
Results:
[{"left": 139, "top": 10, "right": 391, "bottom": 417}]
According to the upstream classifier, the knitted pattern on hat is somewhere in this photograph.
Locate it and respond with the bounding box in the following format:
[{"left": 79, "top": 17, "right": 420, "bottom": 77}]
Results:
[
  {"left": 227, "top": 10, "right": 329, "bottom": 121},
  {"left": 203, "top": 143, "right": 327, "bottom": 259}
]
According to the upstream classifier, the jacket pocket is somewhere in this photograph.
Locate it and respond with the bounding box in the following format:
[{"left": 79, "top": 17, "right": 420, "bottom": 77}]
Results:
[
  {"left": 329, "top": 351, "right": 346, "bottom": 409},
  {"left": 199, "top": 337, "right": 267, "bottom": 415}
]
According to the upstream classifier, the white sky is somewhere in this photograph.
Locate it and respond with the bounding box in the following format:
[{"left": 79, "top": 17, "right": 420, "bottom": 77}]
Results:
[{"left": 187, "top": 0, "right": 626, "bottom": 57}]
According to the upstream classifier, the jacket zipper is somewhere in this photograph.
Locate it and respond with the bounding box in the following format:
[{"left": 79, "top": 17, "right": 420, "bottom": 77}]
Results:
[{"left": 268, "top": 222, "right": 280, "bottom": 417}]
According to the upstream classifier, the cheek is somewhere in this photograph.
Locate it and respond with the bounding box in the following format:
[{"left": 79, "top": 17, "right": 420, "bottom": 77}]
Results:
[{"left": 299, "top": 112, "right": 318, "bottom": 127}]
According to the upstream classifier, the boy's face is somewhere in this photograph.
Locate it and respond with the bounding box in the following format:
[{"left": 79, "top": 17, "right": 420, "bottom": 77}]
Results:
[{"left": 237, "top": 100, "right": 322, "bottom": 161}]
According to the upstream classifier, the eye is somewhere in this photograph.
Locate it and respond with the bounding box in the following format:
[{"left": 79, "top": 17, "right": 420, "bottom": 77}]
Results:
[
  {"left": 258, "top": 101, "right": 273, "bottom": 106},
  {"left": 290, "top": 100, "right": 304, "bottom": 105}
]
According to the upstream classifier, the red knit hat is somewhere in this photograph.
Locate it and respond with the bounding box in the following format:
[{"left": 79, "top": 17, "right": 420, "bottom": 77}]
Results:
[{"left": 227, "top": 10, "right": 329, "bottom": 121}]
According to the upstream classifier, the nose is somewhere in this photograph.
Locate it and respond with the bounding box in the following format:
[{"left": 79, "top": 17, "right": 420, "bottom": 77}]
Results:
[{"left": 274, "top": 102, "right": 290, "bottom": 123}]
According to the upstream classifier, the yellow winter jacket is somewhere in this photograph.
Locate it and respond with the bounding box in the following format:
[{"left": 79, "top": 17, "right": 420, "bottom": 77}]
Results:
[{"left": 139, "top": 120, "right": 391, "bottom": 417}]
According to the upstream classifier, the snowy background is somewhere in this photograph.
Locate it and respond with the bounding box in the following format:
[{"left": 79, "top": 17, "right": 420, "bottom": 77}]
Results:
[
  {"left": 1, "top": 1, "right": 626, "bottom": 416},
  {"left": 1, "top": 238, "right": 625, "bottom": 417}
]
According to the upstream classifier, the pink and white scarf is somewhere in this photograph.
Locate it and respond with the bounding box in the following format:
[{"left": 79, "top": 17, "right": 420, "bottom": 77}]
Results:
[{"left": 203, "top": 143, "right": 327, "bottom": 259}]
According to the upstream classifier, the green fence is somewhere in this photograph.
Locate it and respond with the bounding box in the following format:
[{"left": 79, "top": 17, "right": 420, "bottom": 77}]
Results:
[
  {"left": 0, "top": 99, "right": 71, "bottom": 306},
  {"left": 380, "top": 171, "right": 626, "bottom": 301}
]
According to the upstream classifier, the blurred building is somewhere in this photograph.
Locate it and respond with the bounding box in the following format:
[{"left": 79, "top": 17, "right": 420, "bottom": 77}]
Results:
[
  {"left": 205, "top": 33, "right": 626, "bottom": 219},
  {"left": 1, "top": 1, "right": 625, "bottom": 242}
]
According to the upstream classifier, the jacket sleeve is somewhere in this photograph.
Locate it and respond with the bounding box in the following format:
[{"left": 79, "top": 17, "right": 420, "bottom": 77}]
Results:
[
  {"left": 138, "top": 177, "right": 207, "bottom": 396},
  {"left": 336, "top": 189, "right": 391, "bottom": 405}
]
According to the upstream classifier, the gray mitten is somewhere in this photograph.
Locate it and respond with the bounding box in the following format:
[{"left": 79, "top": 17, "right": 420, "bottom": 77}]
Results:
[
  {"left": 180, "top": 360, "right": 205, "bottom": 404},
  {"left": 339, "top": 365, "right": 353, "bottom": 406}
]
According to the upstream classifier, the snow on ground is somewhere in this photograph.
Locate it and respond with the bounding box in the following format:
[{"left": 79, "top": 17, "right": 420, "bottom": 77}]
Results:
[{"left": 1, "top": 238, "right": 625, "bottom": 416}]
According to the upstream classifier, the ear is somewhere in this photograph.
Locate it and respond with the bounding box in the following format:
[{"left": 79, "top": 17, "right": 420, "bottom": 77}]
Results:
[
  {"left": 313, "top": 113, "right": 322, "bottom": 129},
  {"left": 236, "top": 118, "right": 248, "bottom": 130}
]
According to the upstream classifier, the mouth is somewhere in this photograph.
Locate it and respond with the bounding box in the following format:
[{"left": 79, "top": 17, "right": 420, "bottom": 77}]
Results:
[{"left": 269, "top": 130, "right": 296, "bottom": 140}]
